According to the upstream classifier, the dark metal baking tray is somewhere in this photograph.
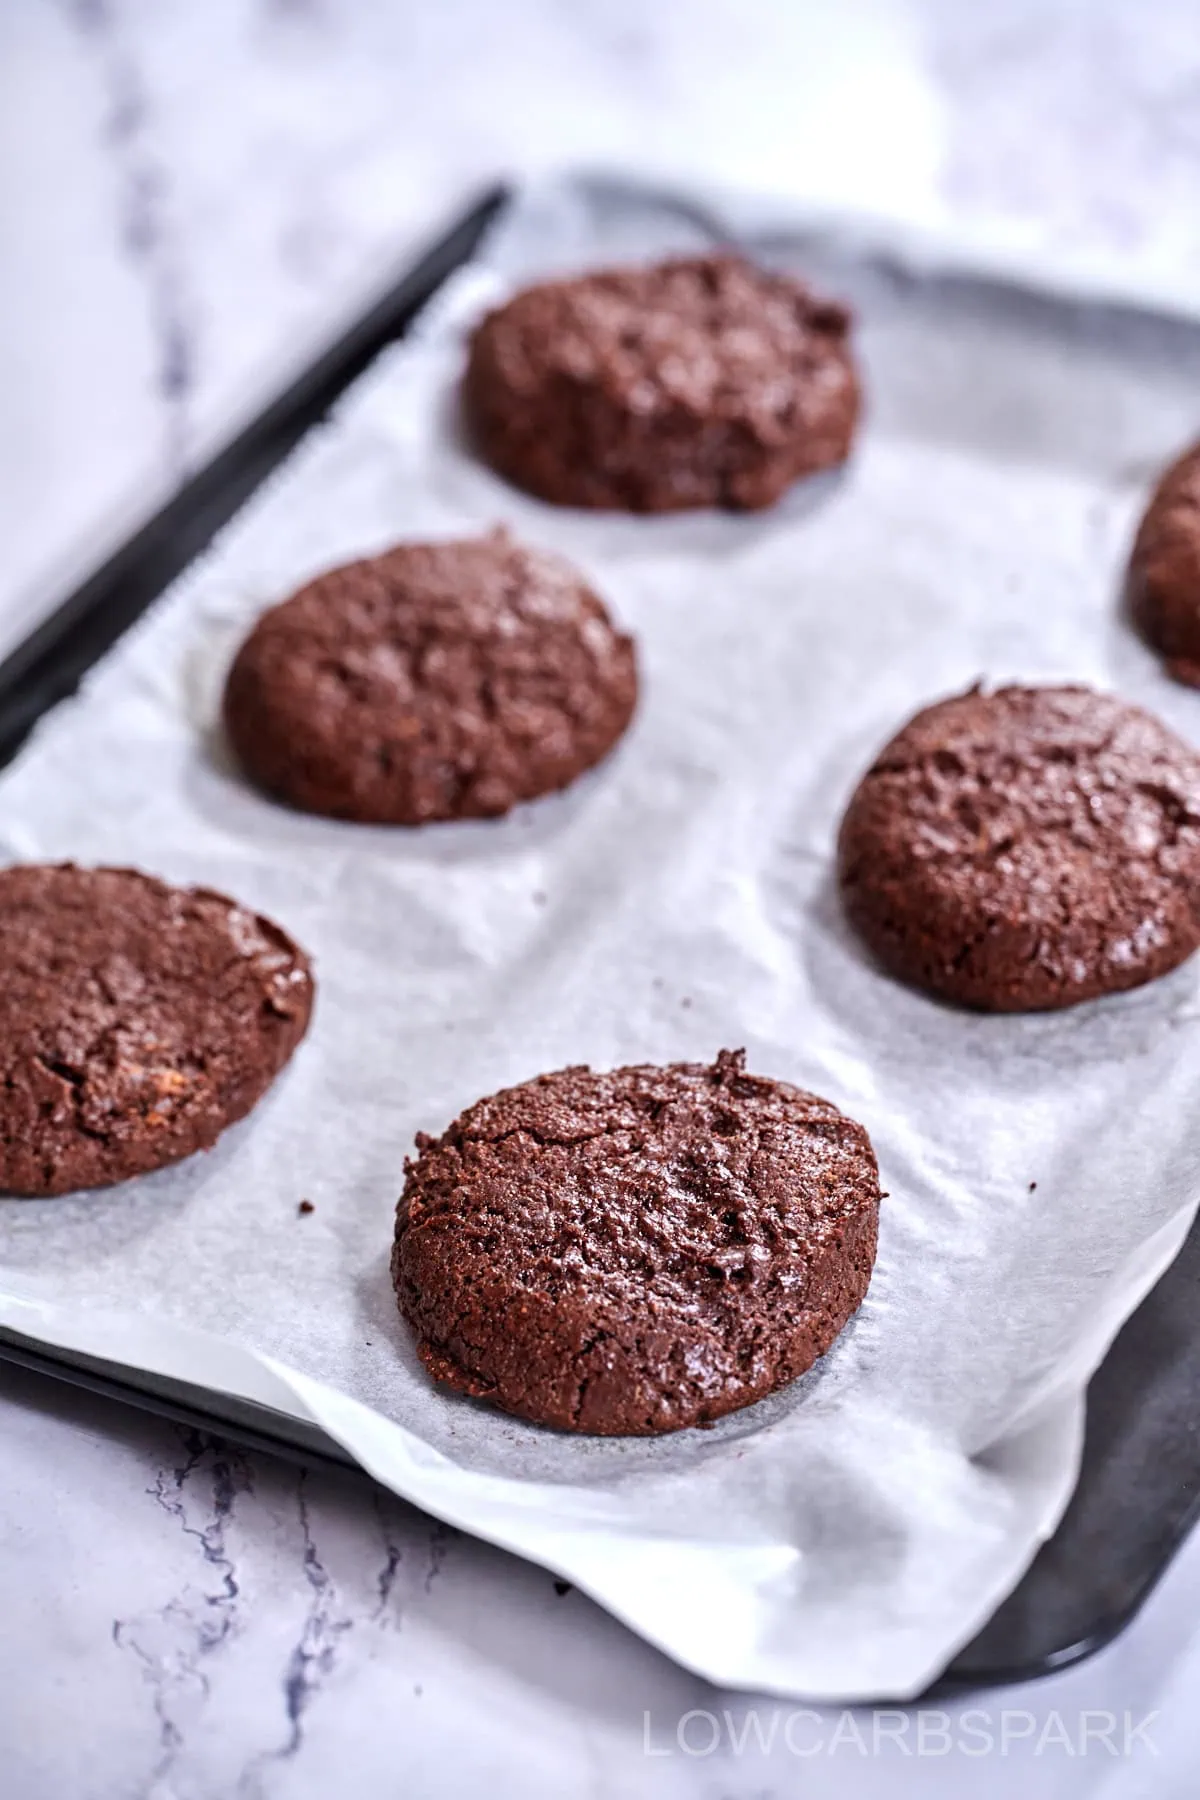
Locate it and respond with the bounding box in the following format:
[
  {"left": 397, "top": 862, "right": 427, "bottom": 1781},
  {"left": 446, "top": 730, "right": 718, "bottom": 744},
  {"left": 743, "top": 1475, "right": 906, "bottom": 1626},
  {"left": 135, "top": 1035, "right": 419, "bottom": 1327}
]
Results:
[{"left": 1, "top": 182, "right": 1198, "bottom": 1695}]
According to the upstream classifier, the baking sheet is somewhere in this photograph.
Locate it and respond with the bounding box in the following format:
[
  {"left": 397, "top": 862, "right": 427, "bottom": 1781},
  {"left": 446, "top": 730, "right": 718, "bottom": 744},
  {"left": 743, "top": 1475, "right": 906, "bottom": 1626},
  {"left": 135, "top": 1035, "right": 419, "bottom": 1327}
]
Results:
[{"left": 5, "top": 175, "right": 1200, "bottom": 1702}]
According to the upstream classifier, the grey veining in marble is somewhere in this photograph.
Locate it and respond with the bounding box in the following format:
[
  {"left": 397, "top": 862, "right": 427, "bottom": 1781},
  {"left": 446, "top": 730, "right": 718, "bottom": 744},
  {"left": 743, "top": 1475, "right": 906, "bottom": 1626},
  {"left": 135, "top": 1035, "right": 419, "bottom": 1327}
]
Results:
[{"left": 71, "top": 0, "right": 196, "bottom": 477}]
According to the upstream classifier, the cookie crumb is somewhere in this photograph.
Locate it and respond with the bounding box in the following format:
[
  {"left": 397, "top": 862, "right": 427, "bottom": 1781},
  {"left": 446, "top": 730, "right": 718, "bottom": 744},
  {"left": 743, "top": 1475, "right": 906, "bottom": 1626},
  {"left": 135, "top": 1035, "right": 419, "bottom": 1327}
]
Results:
[
  {"left": 298, "top": 1199, "right": 315, "bottom": 1215},
  {"left": 1029, "top": 1181, "right": 1037, "bottom": 1192},
  {"left": 553, "top": 1579, "right": 572, "bottom": 1597}
]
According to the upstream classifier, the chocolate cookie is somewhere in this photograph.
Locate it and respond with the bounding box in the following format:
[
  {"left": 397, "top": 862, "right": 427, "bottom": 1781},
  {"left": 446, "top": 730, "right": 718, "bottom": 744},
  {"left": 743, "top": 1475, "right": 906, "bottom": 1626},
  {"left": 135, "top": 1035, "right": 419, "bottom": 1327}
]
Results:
[
  {"left": 837, "top": 684, "right": 1200, "bottom": 1011},
  {"left": 463, "top": 254, "right": 860, "bottom": 513},
  {"left": 0, "top": 864, "right": 313, "bottom": 1196},
  {"left": 223, "top": 529, "right": 637, "bottom": 823},
  {"left": 1127, "top": 442, "right": 1200, "bottom": 685},
  {"left": 392, "top": 1049, "right": 880, "bottom": 1435}
]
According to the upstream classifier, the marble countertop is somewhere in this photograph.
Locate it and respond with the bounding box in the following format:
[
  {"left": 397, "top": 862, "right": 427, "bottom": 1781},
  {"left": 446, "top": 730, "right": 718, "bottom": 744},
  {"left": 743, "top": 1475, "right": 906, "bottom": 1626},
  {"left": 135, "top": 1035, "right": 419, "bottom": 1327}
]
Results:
[{"left": 6, "top": 2, "right": 1200, "bottom": 1794}]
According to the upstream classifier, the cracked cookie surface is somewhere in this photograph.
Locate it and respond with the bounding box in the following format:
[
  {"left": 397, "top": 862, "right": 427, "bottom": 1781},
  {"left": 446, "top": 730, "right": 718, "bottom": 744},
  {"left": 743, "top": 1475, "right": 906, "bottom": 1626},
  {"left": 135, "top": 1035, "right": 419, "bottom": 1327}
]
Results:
[
  {"left": 463, "top": 254, "right": 860, "bottom": 513},
  {"left": 0, "top": 864, "right": 314, "bottom": 1196},
  {"left": 392, "top": 1049, "right": 880, "bottom": 1435},
  {"left": 837, "top": 684, "right": 1200, "bottom": 1011},
  {"left": 223, "top": 528, "right": 637, "bottom": 824}
]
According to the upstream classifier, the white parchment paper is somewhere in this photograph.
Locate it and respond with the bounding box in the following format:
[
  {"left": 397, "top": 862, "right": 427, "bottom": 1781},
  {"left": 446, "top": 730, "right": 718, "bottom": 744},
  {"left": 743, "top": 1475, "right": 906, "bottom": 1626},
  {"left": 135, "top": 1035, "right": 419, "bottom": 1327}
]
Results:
[{"left": 5, "top": 176, "right": 1200, "bottom": 1701}]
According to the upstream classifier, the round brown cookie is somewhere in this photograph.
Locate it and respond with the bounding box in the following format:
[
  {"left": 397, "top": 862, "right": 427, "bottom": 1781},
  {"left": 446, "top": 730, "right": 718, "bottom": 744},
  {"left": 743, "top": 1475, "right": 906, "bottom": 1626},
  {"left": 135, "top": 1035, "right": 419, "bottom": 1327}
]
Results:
[
  {"left": 0, "top": 864, "right": 314, "bottom": 1196},
  {"left": 837, "top": 684, "right": 1200, "bottom": 1012},
  {"left": 462, "top": 254, "right": 860, "bottom": 513},
  {"left": 1127, "top": 442, "right": 1200, "bottom": 686},
  {"left": 392, "top": 1049, "right": 880, "bottom": 1436},
  {"left": 223, "top": 529, "right": 637, "bottom": 824}
]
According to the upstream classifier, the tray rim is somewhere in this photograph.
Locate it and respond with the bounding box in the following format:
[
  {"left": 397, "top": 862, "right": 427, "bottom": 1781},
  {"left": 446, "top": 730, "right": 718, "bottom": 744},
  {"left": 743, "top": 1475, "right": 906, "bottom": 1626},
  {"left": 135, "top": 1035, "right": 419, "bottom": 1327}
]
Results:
[{"left": 3, "top": 173, "right": 1200, "bottom": 1702}]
